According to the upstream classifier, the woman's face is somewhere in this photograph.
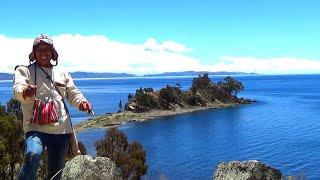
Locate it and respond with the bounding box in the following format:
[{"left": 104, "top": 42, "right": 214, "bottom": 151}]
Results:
[{"left": 34, "top": 43, "right": 53, "bottom": 67}]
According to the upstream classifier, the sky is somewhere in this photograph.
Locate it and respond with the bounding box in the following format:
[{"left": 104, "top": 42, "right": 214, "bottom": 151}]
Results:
[{"left": 1, "top": 0, "right": 320, "bottom": 75}]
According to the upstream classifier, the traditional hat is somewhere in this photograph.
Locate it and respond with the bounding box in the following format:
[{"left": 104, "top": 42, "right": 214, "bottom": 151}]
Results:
[{"left": 29, "top": 34, "right": 58, "bottom": 61}]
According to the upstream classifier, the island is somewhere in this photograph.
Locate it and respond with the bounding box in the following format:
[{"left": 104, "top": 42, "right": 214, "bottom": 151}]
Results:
[{"left": 75, "top": 74, "right": 256, "bottom": 132}]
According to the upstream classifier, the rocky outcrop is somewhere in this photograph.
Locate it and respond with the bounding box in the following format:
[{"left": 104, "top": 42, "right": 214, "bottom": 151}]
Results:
[
  {"left": 236, "top": 97, "right": 257, "bottom": 104},
  {"left": 61, "top": 155, "right": 122, "bottom": 180},
  {"left": 213, "top": 160, "right": 282, "bottom": 180}
]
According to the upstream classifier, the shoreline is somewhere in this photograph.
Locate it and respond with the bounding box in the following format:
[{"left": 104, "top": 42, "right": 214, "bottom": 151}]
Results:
[{"left": 74, "top": 101, "right": 242, "bottom": 132}]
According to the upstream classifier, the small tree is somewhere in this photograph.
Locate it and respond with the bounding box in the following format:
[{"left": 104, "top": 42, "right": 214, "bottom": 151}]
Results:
[
  {"left": 0, "top": 104, "right": 6, "bottom": 116},
  {"left": 133, "top": 88, "right": 158, "bottom": 111},
  {"left": 0, "top": 115, "right": 24, "bottom": 180},
  {"left": 118, "top": 100, "right": 123, "bottom": 112},
  {"left": 6, "top": 98, "right": 23, "bottom": 120},
  {"left": 190, "top": 73, "right": 212, "bottom": 94},
  {"left": 159, "top": 85, "right": 177, "bottom": 103},
  {"left": 143, "top": 87, "right": 154, "bottom": 93},
  {"left": 78, "top": 141, "right": 87, "bottom": 155},
  {"left": 217, "top": 76, "right": 244, "bottom": 96},
  {"left": 96, "top": 128, "right": 147, "bottom": 179},
  {"left": 127, "top": 93, "right": 134, "bottom": 101},
  {"left": 175, "top": 83, "right": 182, "bottom": 89},
  {"left": 159, "top": 85, "right": 183, "bottom": 109}
]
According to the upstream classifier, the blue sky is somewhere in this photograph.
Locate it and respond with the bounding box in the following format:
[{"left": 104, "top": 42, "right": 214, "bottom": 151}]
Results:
[{"left": 1, "top": 0, "right": 320, "bottom": 74}]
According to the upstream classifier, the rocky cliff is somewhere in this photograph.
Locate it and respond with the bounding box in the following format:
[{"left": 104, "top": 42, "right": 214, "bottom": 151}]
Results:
[{"left": 213, "top": 160, "right": 282, "bottom": 180}]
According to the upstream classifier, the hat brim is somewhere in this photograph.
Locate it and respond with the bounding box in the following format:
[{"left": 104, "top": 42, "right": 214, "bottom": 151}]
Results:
[{"left": 29, "top": 48, "right": 58, "bottom": 61}]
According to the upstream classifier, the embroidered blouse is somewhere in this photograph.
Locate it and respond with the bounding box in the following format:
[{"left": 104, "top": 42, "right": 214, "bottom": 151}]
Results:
[{"left": 13, "top": 63, "right": 87, "bottom": 134}]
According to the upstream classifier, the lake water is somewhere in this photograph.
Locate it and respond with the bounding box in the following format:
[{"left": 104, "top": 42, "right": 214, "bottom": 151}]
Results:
[{"left": 1, "top": 75, "right": 320, "bottom": 179}]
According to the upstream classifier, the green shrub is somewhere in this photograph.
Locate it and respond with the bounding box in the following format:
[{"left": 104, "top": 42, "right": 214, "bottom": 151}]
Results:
[
  {"left": 217, "top": 76, "right": 244, "bottom": 96},
  {"left": 0, "top": 115, "right": 24, "bottom": 179},
  {"left": 190, "top": 73, "right": 213, "bottom": 94},
  {"left": 159, "top": 85, "right": 187, "bottom": 109},
  {"left": 6, "top": 98, "right": 23, "bottom": 121},
  {"left": 96, "top": 128, "right": 147, "bottom": 179},
  {"left": 0, "top": 104, "right": 6, "bottom": 116},
  {"left": 78, "top": 141, "right": 87, "bottom": 155},
  {"left": 131, "top": 87, "right": 159, "bottom": 111}
]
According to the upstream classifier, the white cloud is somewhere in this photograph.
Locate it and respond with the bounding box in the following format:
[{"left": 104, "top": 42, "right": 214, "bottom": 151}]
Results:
[
  {"left": 0, "top": 34, "right": 320, "bottom": 75},
  {"left": 143, "top": 38, "right": 191, "bottom": 53},
  {"left": 0, "top": 34, "right": 204, "bottom": 74},
  {"left": 0, "top": 35, "right": 33, "bottom": 73},
  {"left": 215, "top": 56, "right": 320, "bottom": 74}
]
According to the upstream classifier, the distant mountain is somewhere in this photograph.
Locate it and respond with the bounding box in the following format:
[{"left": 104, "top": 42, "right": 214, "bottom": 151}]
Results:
[
  {"left": 0, "top": 71, "right": 257, "bottom": 80},
  {"left": 143, "top": 71, "right": 257, "bottom": 77},
  {"left": 70, "top": 72, "right": 137, "bottom": 78},
  {"left": 0, "top": 73, "right": 13, "bottom": 80},
  {"left": 0, "top": 72, "right": 137, "bottom": 80}
]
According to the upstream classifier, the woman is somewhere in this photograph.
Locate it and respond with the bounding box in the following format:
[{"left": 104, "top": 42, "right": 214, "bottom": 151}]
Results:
[{"left": 14, "top": 34, "right": 93, "bottom": 180}]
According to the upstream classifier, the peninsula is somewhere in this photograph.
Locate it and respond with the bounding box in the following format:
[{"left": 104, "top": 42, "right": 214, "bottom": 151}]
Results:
[{"left": 75, "top": 74, "right": 256, "bottom": 132}]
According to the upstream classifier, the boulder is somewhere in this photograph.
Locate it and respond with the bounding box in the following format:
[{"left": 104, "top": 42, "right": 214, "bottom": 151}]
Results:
[
  {"left": 61, "top": 155, "right": 122, "bottom": 180},
  {"left": 213, "top": 160, "right": 282, "bottom": 180}
]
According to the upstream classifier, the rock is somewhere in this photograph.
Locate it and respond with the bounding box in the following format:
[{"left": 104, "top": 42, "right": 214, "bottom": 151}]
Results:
[
  {"left": 237, "top": 97, "right": 257, "bottom": 104},
  {"left": 213, "top": 160, "right": 282, "bottom": 180},
  {"left": 61, "top": 155, "right": 122, "bottom": 180}
]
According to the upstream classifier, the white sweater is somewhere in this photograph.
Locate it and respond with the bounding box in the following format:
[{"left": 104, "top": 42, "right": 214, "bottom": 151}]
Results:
[{"left": 13, "top": 63, "right": 87, "bottom": 134}]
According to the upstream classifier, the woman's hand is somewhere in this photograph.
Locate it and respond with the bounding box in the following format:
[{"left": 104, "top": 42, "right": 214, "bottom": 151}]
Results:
[
  {"left": 79, "top": 101, "right": 93, "bottom": 113},
  {"left": 23, "top": 85, "right": 37, "bottom": 99}
]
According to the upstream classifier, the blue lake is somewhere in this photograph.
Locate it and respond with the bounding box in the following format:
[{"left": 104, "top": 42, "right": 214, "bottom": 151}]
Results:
[{"left": 1, "top": 75, "right": 320, "bottom": 179}]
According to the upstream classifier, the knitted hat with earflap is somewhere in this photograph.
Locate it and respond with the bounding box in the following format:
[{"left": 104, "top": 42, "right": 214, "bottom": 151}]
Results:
[{"left": 29, "top": 34, "right": 58, "bottom": 65}]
